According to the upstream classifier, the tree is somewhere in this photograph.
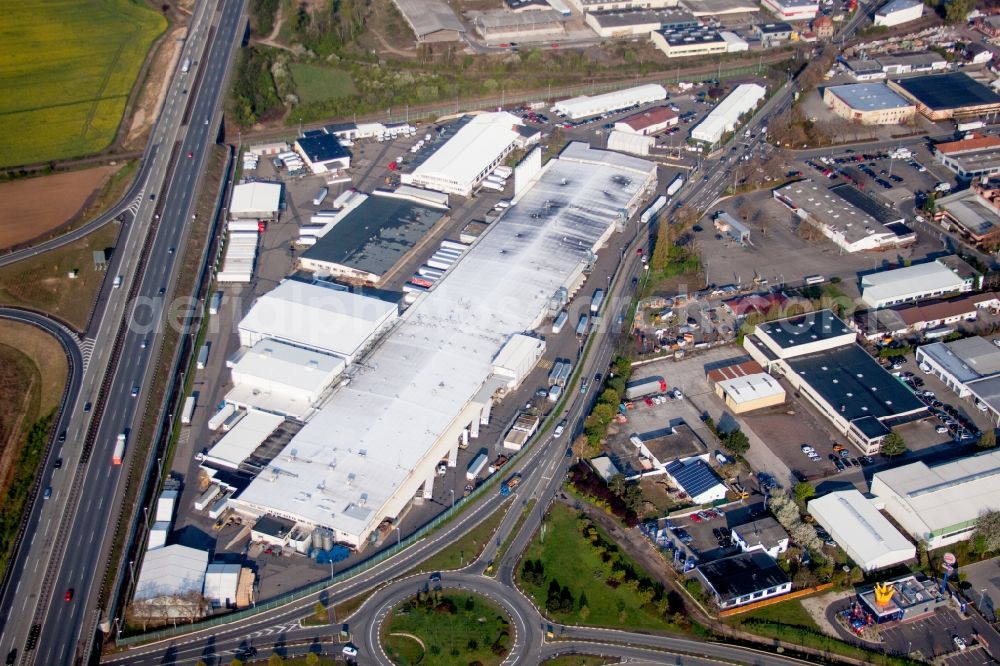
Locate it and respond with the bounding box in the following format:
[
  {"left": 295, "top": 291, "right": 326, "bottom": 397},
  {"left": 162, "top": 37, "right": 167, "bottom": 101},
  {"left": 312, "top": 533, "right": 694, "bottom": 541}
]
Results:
[
  {"left": 881, "top": 432, "right": 907, "bottom": 457},
  {"left": 305, "top": 654, "right": 320, "bottom": 666},
  {"left": 623, "top": 484, "right": 644, "bottom": 513},
  {"left": 794, "top": 482, "right": 816, "bottom": 504},
  {"left": 231, "top": 659, "right": 244, "bottom": 666},
  {"left": 592, "top": 402, "right": 616, "bottom": 425},
  {"left": 973, "top": 511, "right": 1000, "bottom": 553},
  {"left": 608, "top": 473, "right": 627, "bottom": 498},
  {"left": 268, "top": 654, "right": 284, "bottom": 666},
  {"left": 979, "top": 429, "right": 997, "bottom": 449},
  {"left": 599, "top": 387, "right": 620, "bottom": 406},
  {"left": 313, "top": 601, "right": 326, "bottom": 623},
  {"left": 722, "top": 429, "right": 750, "bottom": 456},
  {"left": 945, "top": 0, "right": 974, "bottom": 23}
]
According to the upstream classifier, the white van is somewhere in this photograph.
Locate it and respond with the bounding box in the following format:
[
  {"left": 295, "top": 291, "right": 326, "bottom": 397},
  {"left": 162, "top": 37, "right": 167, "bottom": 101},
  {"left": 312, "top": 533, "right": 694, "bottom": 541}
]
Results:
[{"left": 113, "top": 275, "right": 122, "bottom": 288}]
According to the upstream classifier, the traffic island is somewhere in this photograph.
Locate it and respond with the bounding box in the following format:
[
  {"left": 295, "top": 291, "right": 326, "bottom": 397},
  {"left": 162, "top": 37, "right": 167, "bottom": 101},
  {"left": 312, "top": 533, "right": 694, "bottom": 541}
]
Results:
[{"left": 382, "top": 590, "right": 512, "bottom": 665}]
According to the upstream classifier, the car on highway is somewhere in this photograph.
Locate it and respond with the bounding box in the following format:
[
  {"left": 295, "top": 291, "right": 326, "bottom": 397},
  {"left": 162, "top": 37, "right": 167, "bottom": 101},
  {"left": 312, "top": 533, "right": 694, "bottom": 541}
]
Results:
[
  {"left": 140, "top": 339, "right": 148, "bottom": 349},
  {"left": 58, "top": 431, "right": 66, "bottom": 443},
  {"left": 43, "top": 487, "right": 51, "bottom": 499},
  {"left": 554, "top": 420, "right": 567, "bottom": 438},
  {"left": 429, "top": 572, "right": 441, "bottom": 583},
  {"left": 64, "top": 588, "right": 73, "bottom": 602},
  {"left": 187, "top": 151, "right": 193, "bottom": 158},
  {"left": 6, "top": 649, "right": 17, "bottom": 665},
  {"left": 131, "top": 386, "right": 139, "bottom": 398},
  {"left": 168, "top": 247, "right": 175, "bottom": 254},
  {"left": 83, "top": 402, "right": 91, "bottom": 412},
  {"left": 343, "top": 644, "right": 359, "bottom": 657},
  {"left": 54, "top": 458, "right": 62, "bottom": 469}
]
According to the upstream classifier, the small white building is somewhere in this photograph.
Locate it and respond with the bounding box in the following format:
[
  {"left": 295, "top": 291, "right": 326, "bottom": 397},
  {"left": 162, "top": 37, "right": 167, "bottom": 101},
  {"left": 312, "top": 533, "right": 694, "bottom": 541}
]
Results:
[
  {"left": 690, "top": 84, "right": 767, "bottom": 145},
  {"left": 664, "top": 459, "right": 726, "bottom": 504},
  {"left": 760, "top": 0, "right": 818, "bottom": 21},
  {"left": 874, "top": 0, "right": 923, "bottom": 27},
  {"left": 203, "top": 563, "right": 242, "bottom": 609},
  {"left": 607, "top": 130, "right": 655, "bottom": 156},
  {"left": 552, "top": 84, "right": 667, "bottom": 120},
  {"left": 237, "top": 280, "right": 398, "bottom": 365},
  {"left": 614, "top": 106, "right": 679, "bottom": 135},
  {"left": 134, "top": 544, "right": 209, "bottom": 602},
  {"left": 696, "top": 552, "right": 791, "bottom": 609},
  {"left": 860, "top": 256, "right": 980, "bottom": 308},
  {"left": 294, "top": 134, "right": 351, "bottom": 174},
  {"left": 226, "top": 339, "right": 345, "bottom": 419},
  {"left": 808, "top": 490, "right": 915, "bottom": 572},
  {"left": 871, "top": 449, "right": 1000, "bottom": 548},
  {"left": 229, "top": 182, "right": 282, "bottom": 221},
  {"left": 491, "top": 334, "right": 545, "bottom": 388},
  {"left": 731, "top": 517, "right": 789, "bottom": 560},
  {"left": 916, "top": 335, "right": 1000, "bottom": 399}
]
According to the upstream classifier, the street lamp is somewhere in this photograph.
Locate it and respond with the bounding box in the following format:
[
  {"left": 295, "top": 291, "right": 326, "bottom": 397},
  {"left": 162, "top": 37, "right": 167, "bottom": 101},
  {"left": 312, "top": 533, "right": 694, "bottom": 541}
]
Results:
[{"left": 450, "top": 489, "right": 455, "bottom": 510}]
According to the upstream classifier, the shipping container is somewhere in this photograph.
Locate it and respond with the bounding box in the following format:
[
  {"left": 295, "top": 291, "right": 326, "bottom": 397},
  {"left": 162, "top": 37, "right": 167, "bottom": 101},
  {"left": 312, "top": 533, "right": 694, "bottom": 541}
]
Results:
[
  {"left": 640, "top": 196, "right": 667, "bottom": 224},
  {"left": 410, "top": 275, "right": 435, "bottom": 288},
  {"left": 221, "top": 410, "right": 245, "bottom": 432},
  {"left": 590, "top": 289, "right": 604, "bottom": 314},
  {"left": 548, "top": 361, "right": 565, "bottom": 386},
  {"left": 434, "top": 247, "right": 463, "bottom": 259},
  {"left": 402, "top": 283, "right": 429, "bottom": 295},
  {"left": 439, "top": 240, "right": 467, "bottom": 252},
  {"left": 181, "top": 395, "right": 197, "bottom": 425},
  {"left": 209, "top": 291, "right": 223, "bottom": 315},
  {"left": 427, "top": 257, "right": 455, "bottom": 271},
  {"left": 466, "top": 453, "right": 488, "bottom": 480},
  {"left": 197, "top": 344, "right": 210, "bottom": 370},
  {"left": 625, "top": 376, "right": 667, "bottom": 400},
  {"left": 547, "top": 384, "right": 562, "bottom": 402},
  {"left": 551, "top": 311, "right": 568, "bottom": 334},
  {"left": 208, "top": 496, "right": 229, "bottom": 519},
  {"left": 417, "top": 266, "right": 445, "bottom": 279},
  {"left": 576, "top": 314, "right": 589, "bottom": 336},
  {"left": 480, "top": 181, "right": 504, "bottom": 192},
  {"left": 666, "top": 175, "right": 685, "bottom": 197},
  {"left": 493, "top": 165, "right": 514, "bottom": 179}
]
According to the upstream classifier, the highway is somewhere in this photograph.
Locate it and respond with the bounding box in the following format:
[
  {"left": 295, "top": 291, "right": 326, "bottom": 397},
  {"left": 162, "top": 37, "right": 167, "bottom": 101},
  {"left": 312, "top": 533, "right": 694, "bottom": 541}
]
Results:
[{"left": 0, "top": 1, "right": 246, "bottom": 664}]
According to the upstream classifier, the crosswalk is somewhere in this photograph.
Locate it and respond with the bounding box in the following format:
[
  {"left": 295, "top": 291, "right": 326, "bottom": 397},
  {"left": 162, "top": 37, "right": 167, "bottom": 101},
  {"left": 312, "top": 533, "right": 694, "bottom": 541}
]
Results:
[{"left": 79, "top": 338, "right": 95, "bottom": 373}]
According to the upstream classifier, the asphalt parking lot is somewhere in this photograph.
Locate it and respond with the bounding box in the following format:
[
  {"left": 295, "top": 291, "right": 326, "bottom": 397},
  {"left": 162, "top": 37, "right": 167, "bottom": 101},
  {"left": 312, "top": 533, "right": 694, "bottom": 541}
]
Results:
[
  {"left": 879, "top": 607, "right": 996, "bottom": 663},
  {"left": 958, "top": 556, "right": 1000, "bottom": 623}
]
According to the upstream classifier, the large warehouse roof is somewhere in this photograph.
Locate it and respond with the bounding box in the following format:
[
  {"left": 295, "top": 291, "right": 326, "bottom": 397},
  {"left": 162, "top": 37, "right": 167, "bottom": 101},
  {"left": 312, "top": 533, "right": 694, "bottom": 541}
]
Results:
[
  {"left": 891, "top": 72, "right": 1000, "bottom": 111},
  {"left": 808, "top": 490, "right": 915, "bottom": 571},
  {"left": 392, "top": 0, "right": 465, "bottom": 38},
  {"left": 229, "top": 182, "right": 282, "bottom": 215},
  {"left": 238, "top": 280, "right": 398, "bottom": 361},
  {"left": 826, "top": 83, "right": 911, "bottom": 112},
  {"left": 691, "top": 84, "right": 766, "bottom": 144},
  {"left": 553, "top": 84, "right": 667, "bottom": 120},
  {"left": 872, "top": 449, "right": 1000, "bottom": 540},
  {"left": 204, "top": 410, "right": 286, "bottom": 470},
  {"left": 134, "top": 544, "right": 208, "bottom": 600},
  {"left": 861, "top": 260, "right": 968, "bottom": 307},
  {"left": 406, "top": 112, "right": 523, "bottom": 195},
  {"left": 233, "top": 144, "right": 655, "bottom": 543}
]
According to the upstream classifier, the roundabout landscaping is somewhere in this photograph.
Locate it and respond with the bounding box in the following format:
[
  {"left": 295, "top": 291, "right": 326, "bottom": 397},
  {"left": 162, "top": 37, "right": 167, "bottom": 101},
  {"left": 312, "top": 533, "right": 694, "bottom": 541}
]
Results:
[{"left": 381, "top": 589, "right": 513, "bottom": 665}]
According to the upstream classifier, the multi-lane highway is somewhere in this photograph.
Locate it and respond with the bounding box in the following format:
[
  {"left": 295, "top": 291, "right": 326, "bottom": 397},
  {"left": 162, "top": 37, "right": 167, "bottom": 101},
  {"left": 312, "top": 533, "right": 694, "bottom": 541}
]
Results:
[{"left": 0, "top": 1, "right": 246, "bottom": 664}]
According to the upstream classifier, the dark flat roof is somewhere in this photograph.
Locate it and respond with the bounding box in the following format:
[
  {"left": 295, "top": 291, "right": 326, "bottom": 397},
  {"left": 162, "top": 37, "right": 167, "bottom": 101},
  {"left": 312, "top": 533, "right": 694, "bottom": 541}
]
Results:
[
  {"left": 698, "top": 551, "right": 789, "bottom": 601},
  {"left": 787, "top": 344, "right": 927, "bottom": 422},
  {"left": 253, "top": 514, "right": 295, "bottom": 538},
  {"left": 893, "top": 73, "right": 1000, "bottom": 111},
  {"left": 302, "top": 195, "right": 445, "bottom": 278},
  {"left": 296, "top": 134, "right": 350, "bottom": 164},
  {"left": 758, "top": 309, "right": 852, "bottom": 350},
  {"left": 830, "top": 183, "right": 904, "bottom": 226}
]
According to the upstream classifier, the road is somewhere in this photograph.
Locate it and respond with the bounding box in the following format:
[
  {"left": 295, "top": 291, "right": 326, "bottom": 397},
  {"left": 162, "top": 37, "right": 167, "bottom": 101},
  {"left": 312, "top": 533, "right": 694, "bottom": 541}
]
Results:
[{"left": 0, "top": 1, "right": 247, "bottom": 664}]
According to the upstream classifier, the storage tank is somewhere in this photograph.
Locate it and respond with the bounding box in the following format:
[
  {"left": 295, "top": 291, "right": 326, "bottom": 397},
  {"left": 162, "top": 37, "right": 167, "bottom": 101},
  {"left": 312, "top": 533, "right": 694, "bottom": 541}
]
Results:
[
  {"left": 312, "top": 529, "right": 324, "bottom": 549},
  {"left": 322, "top": 531, "right": 333, "bottom": 551}
]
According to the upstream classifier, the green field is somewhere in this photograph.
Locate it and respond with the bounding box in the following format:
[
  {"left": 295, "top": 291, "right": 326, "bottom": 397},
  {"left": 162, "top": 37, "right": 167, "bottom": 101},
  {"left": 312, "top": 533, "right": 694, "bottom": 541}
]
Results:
[
  {"left": 289, "top": 64, "right": 357, "bottom": 105},
  {"left": 0, "top": 0, "right": 166, "bottom": 167},
  {"left": 383, "top": 591, "right": 511, "bottom": 665}
]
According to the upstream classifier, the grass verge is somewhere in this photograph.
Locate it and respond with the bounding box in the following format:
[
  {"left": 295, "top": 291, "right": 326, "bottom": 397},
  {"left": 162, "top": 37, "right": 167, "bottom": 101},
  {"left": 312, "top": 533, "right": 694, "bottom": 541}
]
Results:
[
  {"left": 489, "top": 499, "right": 535, "bottom": 574},
  {"left": 403, "top": 498, "right": 511, "bottom": 576},
  {"left": 289, "top": 64, "right": 357, "bottom": 105},
  {"left": 542, "top": 657, "right": 618, "bottom": 666},
  {"left": 0, "top": 413, "right": 54, "bottom": 578},
  {"left": 383, "top": 591, "right": 511, "bottom": 665},
  {"left": 0, "top": 221, "right": 121, "bottom": 331}
]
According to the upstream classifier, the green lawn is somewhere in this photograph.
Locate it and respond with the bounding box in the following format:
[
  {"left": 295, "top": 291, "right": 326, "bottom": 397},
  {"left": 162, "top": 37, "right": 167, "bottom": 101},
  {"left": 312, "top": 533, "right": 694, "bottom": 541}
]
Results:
[
  {"left": 405, "top": 497, "right": 510, "bottom": 575},
  {"left": 520, "top": 504, "right": 686, "bottom": 632},
  {"left": 735, "top": 599, "right": 821, "bottom": 631},
  {"left": 290, "top": 64, "right": 357, "bottom": 105},
  {"left": 0, "top": 0, "right": 165, "bottom": 167},
  {"left": 383, "top": 591, "right": 511, "bottom": 665}
]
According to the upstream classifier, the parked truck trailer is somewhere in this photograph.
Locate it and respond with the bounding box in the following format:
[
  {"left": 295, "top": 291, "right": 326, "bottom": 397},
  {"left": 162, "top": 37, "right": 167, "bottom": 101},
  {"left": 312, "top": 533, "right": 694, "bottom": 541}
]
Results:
[
  {"left": 625, "top": 376, "right": 667, "bottom": 400},
  {"left": 181, "top": 395, "right": 197, "bottom": 425}
]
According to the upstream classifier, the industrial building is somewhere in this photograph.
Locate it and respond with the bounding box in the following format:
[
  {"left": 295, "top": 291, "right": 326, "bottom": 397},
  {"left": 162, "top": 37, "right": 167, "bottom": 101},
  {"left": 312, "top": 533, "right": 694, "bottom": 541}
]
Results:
[
  {"left": 225, "top": 339, "right": 345, "bottom": 420},
  {"left": 614, "top": 106, "right": 679, "bottom": 134},
  {"left": 807, "top": 490, "right": 915, "bottom": 572},
  {"left": 714, "top": 372, "right": 786, "bottom": 413},
  {"left": 822, "top": 83, "right": 916, "bottom": 125},
  {"left": 690, "top": 84, "right": 766, "bottom": 145},
  {"left": 132, "top": 544, "right": 210, "bottom": 621},
  {"left": 651, "top": 26, "right": 728, "bottom": 58},
  {"left": 565, "top": 0, "right": 679, "bottom": 12},
  {"left": 877, "top": 52, "right": 947, "bottom": 76},
  {"left": 664, "top": 458, "right": 726, "bottom": 503},
  {"left": 936, "top": 185, "right": 1000, "bottom": 247},
  {"left": 203, "top": 563, "right": 254, "bottom": 609},
  {"left": 229, "top": 143, "right": 657, "bottom": 548},
  {"left": 695, "top": 552, "right": 791, "bottom": 609},
  {"left": 860, "top": 256, "right": 979, "bottom": 308},
  {"left": 760, "top": 0, "right": 818, "bottom": 21},
  {"left": 772, "top": 179, "right": 916, "bottom": 253},
  {"left": 607, "top": 131, "right": 654, "bottom": 155},
  {"left": 871, "top": 449, "right": 1000, "bottom": 548},
  {"left": 842, "top": 59, "right": 886, "bottom": 81},
  {"left": 216, "top": 230, "right": 259, "bottom": 284},
  {"left": 237, "top": 280, "right": 398, "bottom": 365},
  {"left": 755, "top": 22, "right": 794, "bottom": 44},
  {"left": 874, "top": 0, "right": 923, "bottom": 26},
  {"left": 298, "top": 193, "right": 447, "bottom": 283},
  {"left": 712, "top": 211, "right": 750, "bottom": 244},
  {"left": 889, "top": 72, "right": 1000, "bottom": 121},
  {"left": 934, "top": 133, "right": 1000, "bottom": 180},
  {"left": 202, "top": 410, "right": 286, "bottom": 470},
  {"left": 850, "top": 291, "right": 1000, "bottom": 341},
  {"left": 552, "top": 83, "right": 668, "bottom": 120},
  {"left": 585, "top": 8, "right": 698, "bottom": 37},
  {"left": 474, "top": 9, "right": 566, "bottom": 40},
  {"left": 293, "top": 134, "right": 351, "bottom": 174},
  {"left": 228, "top": 182, "right": 283, "bottom": 220},
  {"left": 391, "top": 0, "right": 465, "bottom": 42},
  {"left": 916, "top": 335, "right": 1000, "bottom": 399},
  {"left": 731, "top": 517, "right": 789, "bottom": 559},
  {"left": 401, "top": 112, "right": 524, "bottom": 197},
  {"left": 743, "top": 310, "right": 927, "bottom": 453}
]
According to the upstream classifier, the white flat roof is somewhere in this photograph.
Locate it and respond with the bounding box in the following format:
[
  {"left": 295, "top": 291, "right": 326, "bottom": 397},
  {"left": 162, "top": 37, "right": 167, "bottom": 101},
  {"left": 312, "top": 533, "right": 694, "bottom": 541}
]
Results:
[
  {"left": 204, "top": 411, "right": 286, "bottom": 470},
  {"left": 409, "top": 112, "right": 523, "bottom": 191},
  {"left": 861, "top": 261, "right": 964, "bottom": 305},
  {"left": 872, "top": 449, "right": 1000, "bottom": 533},
  {"left": 230, "top": 182, "right": 282, "bottom": 215},
  {"left": 135, "top": 545, "right": 208, "bottom": 600},
  {"left": 203, "top": 563, "right": 241, "bottom": 602},
  {"left": 234, "top": 144, "right": 655, "bottom": 539},
  {"left": 808, "top": 490, "right": 914, "bottom": 570},
  {"left": 239, "top": 280, "right": 398, "bottom": 359},
  {"left": 232, "top": 339, "right": 345, "bottom": 393},
  {"left": 554, "top": 84, "right": 667, "bottom": 120},
  {"left": 717, "top": 372, "right": 785, "bottom": 404}
]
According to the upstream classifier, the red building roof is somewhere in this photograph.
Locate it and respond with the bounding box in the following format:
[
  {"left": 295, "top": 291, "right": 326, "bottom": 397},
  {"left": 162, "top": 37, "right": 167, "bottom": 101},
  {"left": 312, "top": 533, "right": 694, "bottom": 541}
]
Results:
[{"left": 618, "top": 106, "right": 679, "bottom": 132}]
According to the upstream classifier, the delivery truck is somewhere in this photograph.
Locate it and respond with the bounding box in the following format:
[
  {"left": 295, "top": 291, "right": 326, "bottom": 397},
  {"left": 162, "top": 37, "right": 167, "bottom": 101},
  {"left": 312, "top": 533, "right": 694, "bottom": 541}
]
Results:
[
  {"left": 625, "top": 376, "right": 667, "bottom": 400},
  {"left": 181, "top": 58, "right": 191, "bottom": 73},
  {"left": 666, "top": 175, "right": 684, "bottom": 197},
  {"left": 640, "top": 196, "right": 667, "bottom": 225},
  {"left": 197, "top": 344, "right": 210, "bottom": 370},
  {"left": 112, "top": 433, "right": 126, "bottom": 465},
  {"left": 207, "top": 403, "right": 235, "bottom": 431},
  {"left": 590, "top": 289, "right": 604, "bottom": 314},
  {"left": 551, "top": 311, "right": 568, "bottom": 334},
  {"left": 466, "top": 452, "right": 488, "bottom": 480},
  {"left": 208, "top": 291, "right": 223, "bottom": 315},
  {"left": 181, "top": 395, "right": 197, "bottom": 425}
]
